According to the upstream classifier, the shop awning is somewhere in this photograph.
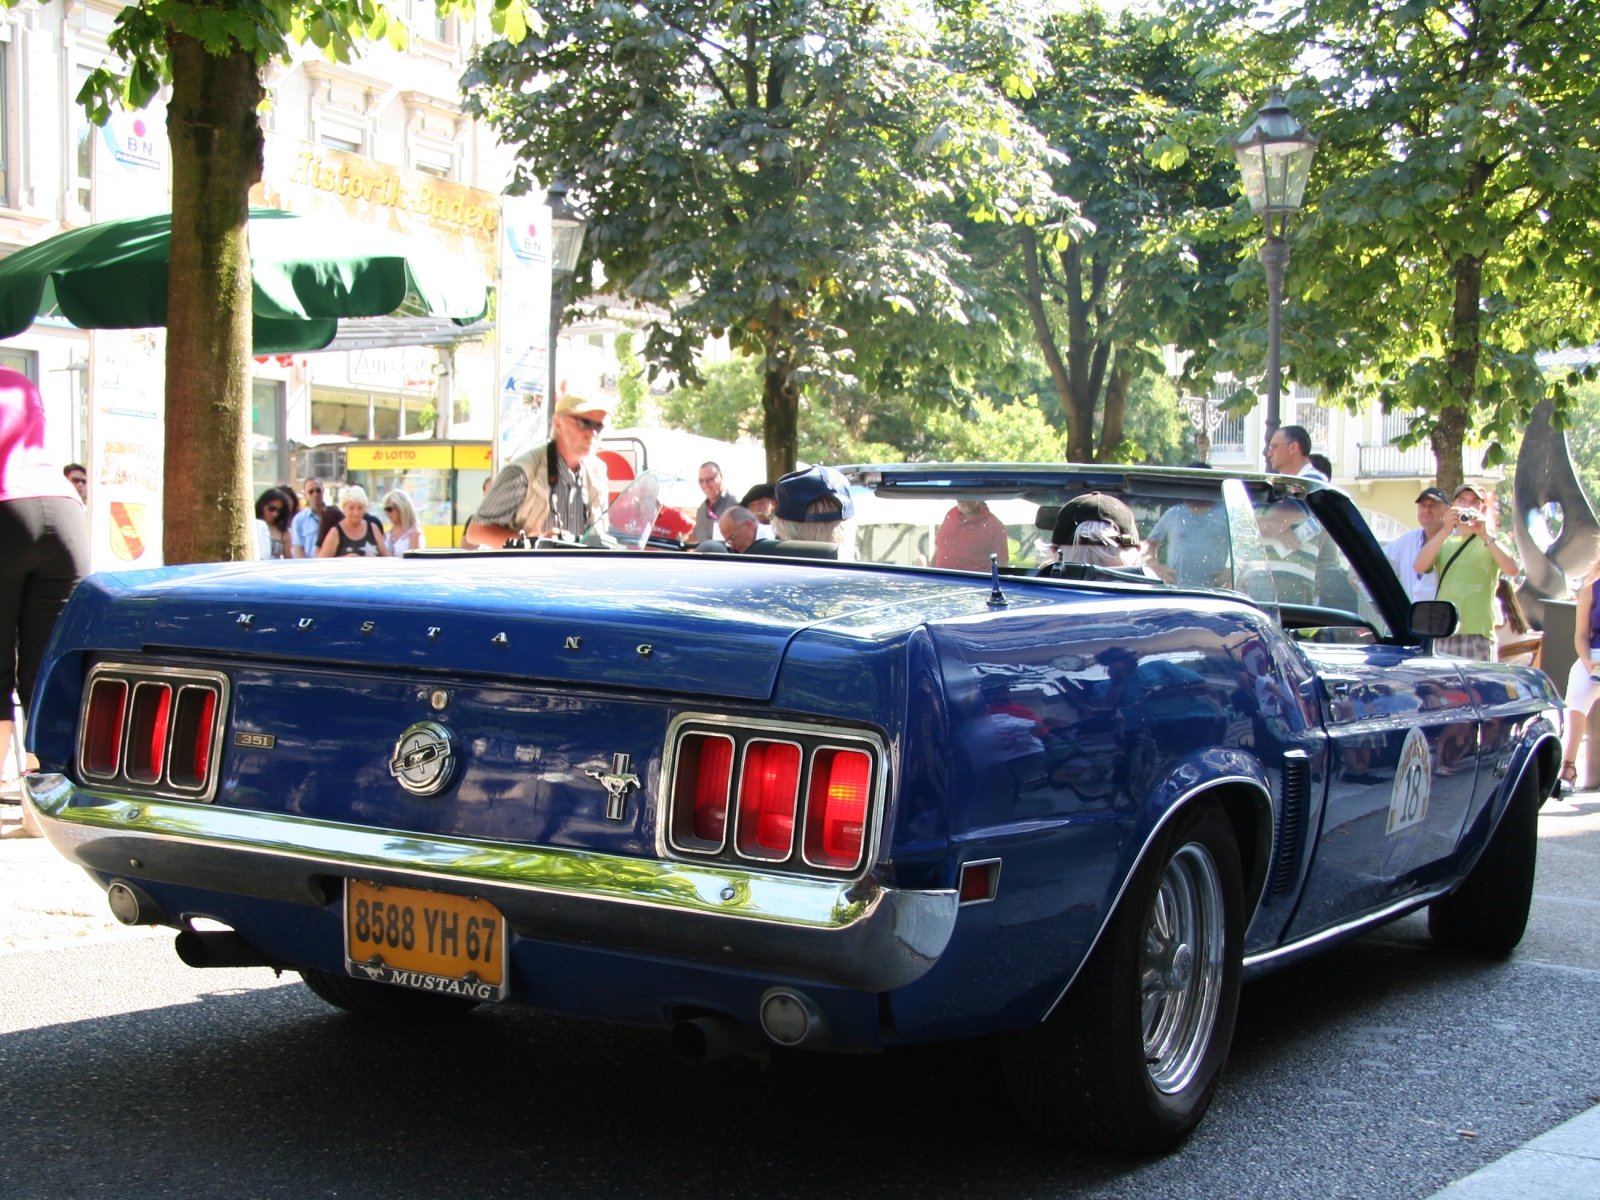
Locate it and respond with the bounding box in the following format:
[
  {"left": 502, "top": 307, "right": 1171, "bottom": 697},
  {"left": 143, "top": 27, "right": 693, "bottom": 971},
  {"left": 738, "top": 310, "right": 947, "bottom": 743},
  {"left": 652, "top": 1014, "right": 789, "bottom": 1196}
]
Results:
[{"left": 0, "top": 208, "right": 490, "bottom": 354}]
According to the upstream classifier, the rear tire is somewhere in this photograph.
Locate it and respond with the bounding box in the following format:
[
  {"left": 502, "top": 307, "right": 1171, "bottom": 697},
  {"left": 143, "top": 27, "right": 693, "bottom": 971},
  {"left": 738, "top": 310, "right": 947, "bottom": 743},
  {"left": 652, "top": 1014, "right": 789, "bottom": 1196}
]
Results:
[
  {"left": 1000, "top": 799, "right": 1245, "bottom": 1154},
  {"left": 300, "top": 968, "right": 481, "bottom": 1021},
  {"left": 1428, "top": 767, "right": 1540, "bottom": 956}
]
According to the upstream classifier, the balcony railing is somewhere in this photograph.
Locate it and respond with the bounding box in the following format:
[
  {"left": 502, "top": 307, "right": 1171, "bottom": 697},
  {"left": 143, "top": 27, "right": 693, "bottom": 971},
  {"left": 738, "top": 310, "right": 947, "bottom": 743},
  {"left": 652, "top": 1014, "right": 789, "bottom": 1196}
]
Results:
[{"left": 1356, "top": 442, "right": 1490, "bottom": 478}]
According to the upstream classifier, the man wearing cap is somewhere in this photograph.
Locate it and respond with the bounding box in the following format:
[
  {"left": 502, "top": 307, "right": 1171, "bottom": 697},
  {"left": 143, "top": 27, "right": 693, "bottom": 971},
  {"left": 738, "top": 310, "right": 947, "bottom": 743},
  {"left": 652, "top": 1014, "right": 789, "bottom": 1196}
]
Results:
[
  {"left": 1049, "top": 493, "right": 1144, "bottom": 570},
  {"left": 772, "top": 465, "right": 855, "bottom": 557},
  {"left": 464, "top": 388, "right": 612, "bottom": 547},
  {"left": 1384, "top": 487, "right": 1449, "bottom": 601},
  {"left": 692, "top": 462, "right": 739, "bottom": 543},
  {"left": 739, "top": 483, "right": 777, "bottom": 538},
  {"left": 1413, "top": 483, "right": 1520, "bottom": 660}
]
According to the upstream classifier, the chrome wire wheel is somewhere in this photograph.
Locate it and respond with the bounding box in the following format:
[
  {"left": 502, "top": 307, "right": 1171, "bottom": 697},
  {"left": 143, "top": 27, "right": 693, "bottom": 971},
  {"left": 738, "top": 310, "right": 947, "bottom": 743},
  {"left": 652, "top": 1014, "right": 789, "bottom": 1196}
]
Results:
[{"left": 1140, "top": 841, "right": 1225, "bottom": 1094}]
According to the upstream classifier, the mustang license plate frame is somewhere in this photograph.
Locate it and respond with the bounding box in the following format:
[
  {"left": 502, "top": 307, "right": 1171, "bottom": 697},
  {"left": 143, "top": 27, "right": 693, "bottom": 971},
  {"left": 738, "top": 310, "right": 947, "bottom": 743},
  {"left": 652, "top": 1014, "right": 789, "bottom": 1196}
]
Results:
[{"left": 343, "top": 879, "right": 509, "bottom": 1001}]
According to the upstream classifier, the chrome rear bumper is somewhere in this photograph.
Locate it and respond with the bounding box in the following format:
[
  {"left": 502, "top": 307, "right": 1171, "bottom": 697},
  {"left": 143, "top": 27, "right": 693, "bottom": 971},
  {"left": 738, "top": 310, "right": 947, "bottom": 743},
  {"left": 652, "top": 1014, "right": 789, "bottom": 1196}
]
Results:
[{"left": 24, "top": 774, "right": 956, "bottom": 992}]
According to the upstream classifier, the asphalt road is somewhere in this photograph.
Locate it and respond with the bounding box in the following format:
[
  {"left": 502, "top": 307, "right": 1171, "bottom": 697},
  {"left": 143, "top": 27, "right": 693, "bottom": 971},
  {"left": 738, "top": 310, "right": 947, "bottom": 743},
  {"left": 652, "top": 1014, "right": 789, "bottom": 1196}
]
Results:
[{"left": 3, "top": 797, "right": 1599, "bottom": 1200}]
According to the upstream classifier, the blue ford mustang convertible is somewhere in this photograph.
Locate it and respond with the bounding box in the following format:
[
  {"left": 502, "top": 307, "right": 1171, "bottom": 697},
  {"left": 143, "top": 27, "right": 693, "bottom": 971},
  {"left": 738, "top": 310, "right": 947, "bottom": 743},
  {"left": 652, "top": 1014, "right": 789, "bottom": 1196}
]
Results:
[{"left": 22, "top": 464, "right": 1559, "bottom": 1153}]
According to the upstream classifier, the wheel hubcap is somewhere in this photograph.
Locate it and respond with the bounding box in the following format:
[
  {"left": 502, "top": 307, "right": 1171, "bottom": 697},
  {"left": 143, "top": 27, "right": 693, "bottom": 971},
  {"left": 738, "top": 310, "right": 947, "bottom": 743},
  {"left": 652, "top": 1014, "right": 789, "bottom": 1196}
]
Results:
[{"left": 1141, "top": 842, "right": 1225, "bottom": 1094}]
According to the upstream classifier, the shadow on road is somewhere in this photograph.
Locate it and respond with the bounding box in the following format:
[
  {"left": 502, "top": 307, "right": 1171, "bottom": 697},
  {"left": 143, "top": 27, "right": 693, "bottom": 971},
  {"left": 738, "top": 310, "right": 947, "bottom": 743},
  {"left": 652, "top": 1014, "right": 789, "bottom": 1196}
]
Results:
[{"left": 3, "top": 918, "right": 1586, "bottom": 1200}]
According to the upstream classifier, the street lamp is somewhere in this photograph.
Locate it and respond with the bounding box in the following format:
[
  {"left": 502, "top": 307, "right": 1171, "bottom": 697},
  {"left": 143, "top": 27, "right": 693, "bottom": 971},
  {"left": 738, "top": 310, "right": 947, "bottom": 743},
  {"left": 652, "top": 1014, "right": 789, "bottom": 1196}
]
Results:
[
  {"left": 545, "top": 179, "right": 588, "bottom": 438},
  {"left": 1164, "top": 344, "right": 1224, "bottom": 465},
  {"left": 1232, "top": 91, "right": 1317, "bottom": 461}
]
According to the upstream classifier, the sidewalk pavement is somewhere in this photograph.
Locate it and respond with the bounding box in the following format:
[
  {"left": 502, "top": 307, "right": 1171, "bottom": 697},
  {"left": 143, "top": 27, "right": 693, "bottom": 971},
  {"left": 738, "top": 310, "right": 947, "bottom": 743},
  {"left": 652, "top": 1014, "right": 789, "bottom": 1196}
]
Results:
[
  {"left": 1426, "top": 1103, "right": 1600, "bottom": 1199},
  {"left": 0, "top": 800, "right": 159, "bottom": 952}
]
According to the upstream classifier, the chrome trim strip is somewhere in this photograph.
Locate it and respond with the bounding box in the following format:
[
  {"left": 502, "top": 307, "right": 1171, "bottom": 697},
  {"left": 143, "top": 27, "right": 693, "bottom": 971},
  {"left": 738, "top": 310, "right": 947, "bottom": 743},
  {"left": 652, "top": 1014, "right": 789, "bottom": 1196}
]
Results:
[
  {"left": 78, "top": 662, "right": 230, "bottom": 803},
  {"left": 655, "top": 713, "right": 888, "bottom": 883},
  {"left": 1240, "top": 885, "right": 1452, "bottom": 979},
  {"left": 1038, "top": 774, "right": 1273, "bottom": 1022},
  {"left": 25, "top": 774, "right": 953, "bottom": 993}
]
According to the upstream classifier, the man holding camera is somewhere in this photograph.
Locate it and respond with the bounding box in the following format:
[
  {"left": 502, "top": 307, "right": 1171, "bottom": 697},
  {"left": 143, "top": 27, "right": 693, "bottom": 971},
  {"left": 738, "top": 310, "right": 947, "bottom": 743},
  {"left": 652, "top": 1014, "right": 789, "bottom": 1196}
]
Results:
[{"left": 1413, "top": 483, "right": 1519, "bottom": 660}]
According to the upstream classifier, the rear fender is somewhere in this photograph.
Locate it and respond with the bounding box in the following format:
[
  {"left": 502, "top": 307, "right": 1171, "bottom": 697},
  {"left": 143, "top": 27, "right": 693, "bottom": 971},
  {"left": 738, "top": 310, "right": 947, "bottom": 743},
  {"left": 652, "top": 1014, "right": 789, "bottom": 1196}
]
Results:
[{"left": 1038, "top": 754, "right": 1272, "bottom": 1022}]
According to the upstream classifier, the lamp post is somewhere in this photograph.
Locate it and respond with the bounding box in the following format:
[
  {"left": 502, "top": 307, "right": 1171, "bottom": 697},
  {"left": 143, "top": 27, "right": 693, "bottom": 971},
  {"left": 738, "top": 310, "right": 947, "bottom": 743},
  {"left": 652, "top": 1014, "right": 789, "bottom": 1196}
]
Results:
[
  {"left": 1232, "top": 92, "right": 1317, "bottom": 464},
  {"left": 545, "top": 180, "right": 588, "bottom": 438},
  {"left": 1164, "top": 343, "right": 1224, "bottom": 465}
]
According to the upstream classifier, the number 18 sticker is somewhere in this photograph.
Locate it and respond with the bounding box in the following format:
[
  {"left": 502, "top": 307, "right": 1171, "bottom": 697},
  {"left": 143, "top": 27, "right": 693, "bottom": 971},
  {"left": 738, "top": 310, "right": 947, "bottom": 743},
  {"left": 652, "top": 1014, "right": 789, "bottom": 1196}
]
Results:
[{"left": 1382, "top": 726, "right": 1433, "bottom": 876}]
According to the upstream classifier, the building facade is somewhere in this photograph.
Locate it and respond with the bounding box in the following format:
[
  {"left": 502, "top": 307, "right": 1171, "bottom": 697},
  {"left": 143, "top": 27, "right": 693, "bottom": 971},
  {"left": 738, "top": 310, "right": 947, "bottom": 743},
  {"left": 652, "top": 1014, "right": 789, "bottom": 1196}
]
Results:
[{"left": 0, "top": 0, "right": 531, "bottom": 567}]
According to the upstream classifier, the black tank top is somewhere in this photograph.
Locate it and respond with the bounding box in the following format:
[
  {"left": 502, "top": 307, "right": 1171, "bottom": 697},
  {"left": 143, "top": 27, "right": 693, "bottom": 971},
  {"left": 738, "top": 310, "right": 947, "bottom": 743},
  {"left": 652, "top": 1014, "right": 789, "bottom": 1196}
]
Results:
[{"left": 335, "top": 522, "right": 380, "bottom": 557}]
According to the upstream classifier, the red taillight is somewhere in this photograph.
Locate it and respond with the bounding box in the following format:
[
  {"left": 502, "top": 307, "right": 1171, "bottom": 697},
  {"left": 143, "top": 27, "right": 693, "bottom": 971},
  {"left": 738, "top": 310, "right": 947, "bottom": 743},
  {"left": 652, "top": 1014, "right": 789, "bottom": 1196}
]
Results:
[
  {"left": 81, "top": 679, "right": 128, "bottom": 776},
  {"left": 124, "top": 683, "right": 172, "bottom": 783},
  {"left": 803, "top": 748, "right": 871, "bottom": 868},
  {"left": 736, "top": 740, "right": 801, "bottom": 859},
  {"left": 168, "top": 686, "right": 218, "bottom": 789},
  {"left": 670, "top": 733, "right": 735, "bottom": 850}
]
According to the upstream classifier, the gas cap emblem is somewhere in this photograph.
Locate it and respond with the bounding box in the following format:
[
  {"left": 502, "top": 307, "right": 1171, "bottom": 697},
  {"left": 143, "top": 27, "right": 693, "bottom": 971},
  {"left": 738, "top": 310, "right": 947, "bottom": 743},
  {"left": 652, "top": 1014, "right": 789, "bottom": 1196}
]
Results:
[{"left": 388, "top": 721, "right": 460, "bottom": 797}]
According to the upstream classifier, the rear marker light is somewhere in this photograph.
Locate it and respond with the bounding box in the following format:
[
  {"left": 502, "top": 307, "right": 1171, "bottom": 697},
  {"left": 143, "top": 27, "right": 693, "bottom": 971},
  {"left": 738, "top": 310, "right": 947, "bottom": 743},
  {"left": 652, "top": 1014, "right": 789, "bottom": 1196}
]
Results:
[
  {"left": 670, "top": 733, "right": 735, "bottom": 850},
  {"left": 168, "top": 687, "right": 218, "bottom": 789},
  {"left": 803, "top": 748, "right": 871, "bottom": 869},
  {"left": 959, "top": 860, "right": 1001, "bottom": 905},
  {"left": 124, "top": 683, "right": 172, "bottom": 784},
  {"left": 735, "top": 740, "right": 801, "bottom": 860},
  {"left": 81, "top": 679, "right": 128, "bottom": 776}
]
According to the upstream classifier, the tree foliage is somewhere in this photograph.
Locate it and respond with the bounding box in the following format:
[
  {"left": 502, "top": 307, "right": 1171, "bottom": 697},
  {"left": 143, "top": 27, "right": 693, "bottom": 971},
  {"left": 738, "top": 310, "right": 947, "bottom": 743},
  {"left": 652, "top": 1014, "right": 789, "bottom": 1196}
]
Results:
[
  {"left": 464, "top": 0, "right": 1057, "bottom": 480},
  {"left": 74, "top": 0, "right": 534, "bottom": 118},
  {"left": 967, "top": 5, "right": 1243, "bottom": 463},
  {"left": 1192, "top": 0, "right": 1600, "bottom": 491}
]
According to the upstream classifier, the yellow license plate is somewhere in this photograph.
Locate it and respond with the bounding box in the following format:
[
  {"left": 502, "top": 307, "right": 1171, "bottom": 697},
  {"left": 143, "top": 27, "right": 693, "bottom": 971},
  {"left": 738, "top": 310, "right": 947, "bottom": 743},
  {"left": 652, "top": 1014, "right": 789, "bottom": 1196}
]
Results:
[{"left": 344, "top": 880, "right": 508, "bottom": 1001}]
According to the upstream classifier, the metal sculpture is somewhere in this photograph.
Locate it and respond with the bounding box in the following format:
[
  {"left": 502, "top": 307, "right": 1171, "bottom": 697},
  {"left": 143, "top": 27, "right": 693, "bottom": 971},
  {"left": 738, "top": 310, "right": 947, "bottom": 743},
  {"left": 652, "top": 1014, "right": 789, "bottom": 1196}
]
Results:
[{"left": 1511, "top": 398, "right": 1600, "bottom": 627}]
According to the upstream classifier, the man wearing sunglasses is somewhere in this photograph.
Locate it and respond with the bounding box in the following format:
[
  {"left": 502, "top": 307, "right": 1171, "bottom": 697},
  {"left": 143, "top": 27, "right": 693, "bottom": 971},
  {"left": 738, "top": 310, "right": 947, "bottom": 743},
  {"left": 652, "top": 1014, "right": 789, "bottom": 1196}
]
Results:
[
  {"left": 290, "top": 477, "right": 329, "bottom": 558},
  {"left": 464, "top": 387, "right": 613, "bottom": 547},
  {"left": 691, "top": 461, "right": 738, "bottom": 544}
]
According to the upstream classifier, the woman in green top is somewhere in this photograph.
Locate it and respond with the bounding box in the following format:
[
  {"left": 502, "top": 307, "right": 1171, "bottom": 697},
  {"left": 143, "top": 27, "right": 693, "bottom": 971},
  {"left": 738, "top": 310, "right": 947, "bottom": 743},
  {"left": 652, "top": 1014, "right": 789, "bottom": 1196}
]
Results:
[{"left": 1413, "top": 483, "right": 1520, "bottom": 661}]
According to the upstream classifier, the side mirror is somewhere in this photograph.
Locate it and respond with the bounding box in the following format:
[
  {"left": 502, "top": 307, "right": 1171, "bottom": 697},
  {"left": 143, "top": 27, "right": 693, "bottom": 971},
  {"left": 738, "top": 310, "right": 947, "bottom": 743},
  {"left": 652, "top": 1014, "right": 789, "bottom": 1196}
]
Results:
[{"left": 1409, "top": 599, "right": 1458, "bottom": 640}]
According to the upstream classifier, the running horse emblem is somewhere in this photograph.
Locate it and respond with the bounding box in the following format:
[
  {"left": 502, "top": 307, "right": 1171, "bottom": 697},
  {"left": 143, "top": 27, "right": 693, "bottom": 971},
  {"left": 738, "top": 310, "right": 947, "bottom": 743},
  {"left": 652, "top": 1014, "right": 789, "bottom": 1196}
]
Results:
[{"left": 586, "top": 752, "right": 641, "bottom": 821}]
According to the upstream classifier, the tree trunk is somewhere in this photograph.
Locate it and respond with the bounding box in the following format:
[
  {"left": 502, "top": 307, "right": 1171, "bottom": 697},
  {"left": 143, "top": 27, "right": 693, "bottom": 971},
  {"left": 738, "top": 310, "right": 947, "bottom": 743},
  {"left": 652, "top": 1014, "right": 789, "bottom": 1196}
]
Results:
[
  {"left": 162, "top": 34, "right": 262, "bottom": 564},
  {"left": 1061, "top": 243, "right": 1095, "bottom": 459},
  {"left": 1095, "top": 364, "right": 1132, "bottom": 462},
  {"left": 1431, "top": 406, "right": 1468, "bottom": 495},
  {"left": 1435, "top": 252, "right": 1484, "bottom": 494},
  {"left": 1018, "top": 227, "right": 1074, "bottom": 440},
  {"left": 762, "top": 359, "right": 798, "bottom": 482}
]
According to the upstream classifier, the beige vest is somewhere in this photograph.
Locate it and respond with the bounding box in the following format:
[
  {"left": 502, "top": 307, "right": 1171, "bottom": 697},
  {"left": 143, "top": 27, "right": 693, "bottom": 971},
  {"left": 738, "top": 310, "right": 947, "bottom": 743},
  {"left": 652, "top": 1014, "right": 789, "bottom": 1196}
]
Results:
[{"left": 508, "top": 441, "right": 610, "bottom": 536}]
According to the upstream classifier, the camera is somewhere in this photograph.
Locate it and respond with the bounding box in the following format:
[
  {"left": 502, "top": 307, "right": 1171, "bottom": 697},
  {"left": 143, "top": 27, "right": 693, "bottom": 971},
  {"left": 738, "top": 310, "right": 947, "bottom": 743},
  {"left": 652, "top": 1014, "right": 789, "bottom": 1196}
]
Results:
[{"left": 1457, "top": 509, "right": 1482, "bottom": 525}]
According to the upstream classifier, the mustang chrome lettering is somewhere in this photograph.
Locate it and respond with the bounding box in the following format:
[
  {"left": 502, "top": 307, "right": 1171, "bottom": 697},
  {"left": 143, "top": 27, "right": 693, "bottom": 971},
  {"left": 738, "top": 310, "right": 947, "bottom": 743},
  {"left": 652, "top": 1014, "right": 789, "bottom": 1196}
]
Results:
[
  {"left": 564, "top": 636, "right": 582, "bottom": 651},
  {"left": 236, "top": 613, "right": 253, "bottom": 627},
  {"left": 388, "top": 721, "right": 460, "bottom": 797},
  {"left": 636, "top": 644, "right": 653, "bottom": 657},
  {"left": 360, "top": 621, "right": 375, "bottom": 634},
  {"left": 587, "top": 752, "right": 640, "bottom": 821},
  {"left": 491, "top": 632, "right": 508, "bottom": 645}
]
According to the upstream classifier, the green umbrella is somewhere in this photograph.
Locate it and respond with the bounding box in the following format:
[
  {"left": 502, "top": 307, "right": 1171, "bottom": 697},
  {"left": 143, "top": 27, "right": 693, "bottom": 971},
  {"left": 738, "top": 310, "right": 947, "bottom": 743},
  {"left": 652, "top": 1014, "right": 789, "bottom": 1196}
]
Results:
[{"left": 0, "top": 207, "right": 490, "bottom": 354}]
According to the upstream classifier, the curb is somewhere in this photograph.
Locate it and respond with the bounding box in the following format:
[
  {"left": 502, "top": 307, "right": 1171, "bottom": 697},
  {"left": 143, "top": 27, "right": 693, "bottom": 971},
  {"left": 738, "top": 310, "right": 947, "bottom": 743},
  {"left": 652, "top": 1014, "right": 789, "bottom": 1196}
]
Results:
[{"left": 1427, "top": 1103, "right": 1600, "bottom": 1198}]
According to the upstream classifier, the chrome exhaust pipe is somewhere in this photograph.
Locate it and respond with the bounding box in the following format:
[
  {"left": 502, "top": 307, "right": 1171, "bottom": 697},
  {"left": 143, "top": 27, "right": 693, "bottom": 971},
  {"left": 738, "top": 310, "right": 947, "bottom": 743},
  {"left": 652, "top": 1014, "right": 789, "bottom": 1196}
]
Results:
[
  {"left": 106, "top": 879, "right": 167, "bottom": 927},
  {"left": 671, "top": 1014, "right": 767, "bottom": 1064},
  {"left": 174, "top": 930, "right": 283, "bottom": 970}
]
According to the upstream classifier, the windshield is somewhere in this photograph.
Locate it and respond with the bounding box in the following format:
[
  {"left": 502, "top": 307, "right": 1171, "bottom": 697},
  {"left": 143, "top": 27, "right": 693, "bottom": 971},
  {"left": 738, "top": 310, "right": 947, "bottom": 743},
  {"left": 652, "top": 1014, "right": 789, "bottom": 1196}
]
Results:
[{"left": 843, "top": 470, "right": 1394, "bottom": 635}]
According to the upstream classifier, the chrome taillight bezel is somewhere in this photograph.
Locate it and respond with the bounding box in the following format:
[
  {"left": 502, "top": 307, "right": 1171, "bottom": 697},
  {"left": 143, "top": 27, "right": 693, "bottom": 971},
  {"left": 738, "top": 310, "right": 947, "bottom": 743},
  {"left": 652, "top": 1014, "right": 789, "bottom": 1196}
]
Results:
[
  {"left": 76, "top": 662, "right": 230, "bottom": 802},
  {"left": 659, "top": 713, "right": 886, "bottom": 878}
]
